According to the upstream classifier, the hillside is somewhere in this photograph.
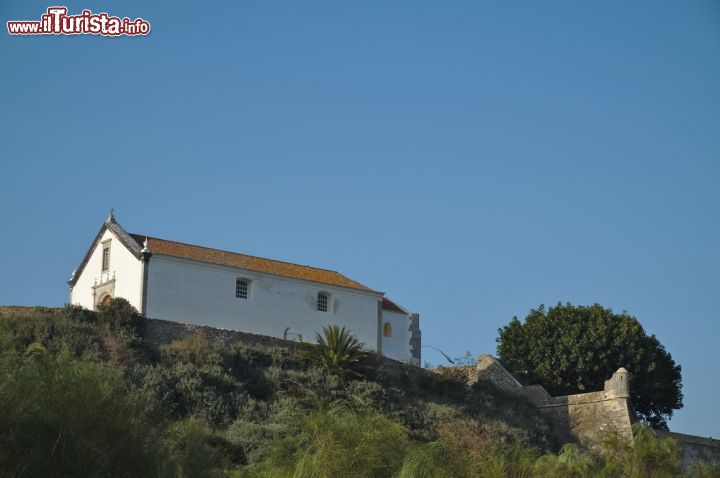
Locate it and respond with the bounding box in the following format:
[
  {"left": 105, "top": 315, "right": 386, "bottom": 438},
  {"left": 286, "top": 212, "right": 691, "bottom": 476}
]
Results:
[{"left": 1, "top": 302, "right": 717, "bottom": 477}]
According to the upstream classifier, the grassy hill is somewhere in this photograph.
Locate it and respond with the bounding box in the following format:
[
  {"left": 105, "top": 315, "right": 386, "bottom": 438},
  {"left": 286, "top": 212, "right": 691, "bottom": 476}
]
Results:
[{"left": 0, "top": 302, "right": 717, "bottom": 477}]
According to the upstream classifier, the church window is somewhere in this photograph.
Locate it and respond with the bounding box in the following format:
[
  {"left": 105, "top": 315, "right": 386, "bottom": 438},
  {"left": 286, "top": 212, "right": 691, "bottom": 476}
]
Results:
[
  {"left": 101, "top": 243, "right": 111, "bottom": 272},
  {"left": 317, "top": 292, "right": 328, "bottom": 312},
  {"left": 383, "top": 322, "right": 392, "bottom": 338},
  {"left": 235, "top": 279, "right": 249, "bottom": 299}
]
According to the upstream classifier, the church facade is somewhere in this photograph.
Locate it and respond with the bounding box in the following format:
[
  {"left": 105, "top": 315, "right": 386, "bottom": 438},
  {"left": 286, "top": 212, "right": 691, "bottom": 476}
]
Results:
[{"left": 68, "top": 214, "right": 421, "bottom": 365}]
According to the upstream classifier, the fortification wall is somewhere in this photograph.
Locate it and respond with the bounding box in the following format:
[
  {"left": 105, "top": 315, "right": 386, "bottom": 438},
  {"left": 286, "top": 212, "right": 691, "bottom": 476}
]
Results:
[
  {"left": 532, "top": 386, "right": 635, "bottom": 445},
  {"left": 656, "top": 431, "right": 720, "bottom": 470},
  {"left": 473, "top": 355, "right": 634, "bottom": 445},
  {"left": 471, "top": 355, "right": 720, "bottom": 470}
]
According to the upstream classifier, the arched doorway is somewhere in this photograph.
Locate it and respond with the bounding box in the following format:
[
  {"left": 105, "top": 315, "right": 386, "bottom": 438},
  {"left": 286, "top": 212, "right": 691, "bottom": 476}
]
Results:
[{"left": 100, "top": 294, "right": 112, "bottom": 306}]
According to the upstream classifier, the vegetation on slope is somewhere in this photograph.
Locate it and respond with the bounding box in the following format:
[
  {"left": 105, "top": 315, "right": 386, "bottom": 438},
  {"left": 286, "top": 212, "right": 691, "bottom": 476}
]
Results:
[{"left": 0, "top": 301, "right": 717, "bottom": 477}]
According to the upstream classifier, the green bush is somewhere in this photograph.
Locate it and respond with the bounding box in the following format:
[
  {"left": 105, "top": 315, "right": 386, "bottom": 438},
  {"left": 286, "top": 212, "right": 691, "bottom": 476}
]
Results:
[
  {"left": 534, "top": 443, "right": 596, "bottom": 478},
  {"left": 132, "top": 336, "right": 279, "bottom": 425},
  {"left": 0, "top": 348, "right": 164, "bottom": 477},
  {"left": 2, "top": 307, "right": 102, "bottom": 359},
  {"left": 397, "top": 440, "right": 478, "bottom": 478},
  {"left": 595, "top": 424, "right": 682, "bottom": 478},
  {"left": 96, "top": 297, "right": 143, "bottom": 336},
  {"left": 307, "top": 325, "right": 367, "bottom": 378},
  {"left": 244, "top": 404, "right": 408, "bottom": 477},
  {"left": 133, "top": 359, "right": 248, "bottom": 425},
  {"left": 162, "top": 419, "right": 228, "bottom": 478},
  {"left": 165, "top": 335, "right": 221, "bottom": 364},
  {"left": 688, "top": 463, "right": 720, "bottom": 478},
  {"left": 61, "top": 303, "right": 96, "bottom": 324},
  {"left": 226, "top": 420, "right": 288, "bottom": 465}
]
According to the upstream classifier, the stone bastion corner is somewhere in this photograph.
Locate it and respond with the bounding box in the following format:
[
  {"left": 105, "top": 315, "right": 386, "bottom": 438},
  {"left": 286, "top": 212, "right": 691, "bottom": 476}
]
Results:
[{"left": 468, "top": 354, "right": 720, "bottom": 469}]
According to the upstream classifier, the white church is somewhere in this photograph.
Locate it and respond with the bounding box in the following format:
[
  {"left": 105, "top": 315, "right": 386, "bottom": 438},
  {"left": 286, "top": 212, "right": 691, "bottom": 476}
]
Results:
[{"left": 68, "top": 214, "right": 421, "bottom": 365}]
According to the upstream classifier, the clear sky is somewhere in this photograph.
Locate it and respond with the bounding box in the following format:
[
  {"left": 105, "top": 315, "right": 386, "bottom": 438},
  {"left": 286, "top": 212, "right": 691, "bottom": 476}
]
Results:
[{"left": 1, "top": 1, "right": 718, "bottom": 437}]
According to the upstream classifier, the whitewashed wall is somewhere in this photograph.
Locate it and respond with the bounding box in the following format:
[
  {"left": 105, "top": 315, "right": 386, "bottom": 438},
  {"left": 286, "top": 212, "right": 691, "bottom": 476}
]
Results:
[
  {"left": 70, "top": 229, "right": 143, "bottom": 311},
  {"left": 381, "top": 309, "right": 412, "bottom": 362},
  {"left": 144, "top": 255, "right": 383, "bottom": 350}
]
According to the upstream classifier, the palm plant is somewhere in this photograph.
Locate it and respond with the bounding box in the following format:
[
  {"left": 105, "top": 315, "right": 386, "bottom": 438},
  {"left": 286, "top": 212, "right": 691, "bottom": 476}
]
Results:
[{"left": 308, "top": 325, "right": 367, "bottom": 378}]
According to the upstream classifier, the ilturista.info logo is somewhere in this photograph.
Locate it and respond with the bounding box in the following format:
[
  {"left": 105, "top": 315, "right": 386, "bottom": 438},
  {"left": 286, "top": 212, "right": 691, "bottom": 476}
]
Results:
[{"left": 7, "top": 7, "right": 150, "bottom": 36}]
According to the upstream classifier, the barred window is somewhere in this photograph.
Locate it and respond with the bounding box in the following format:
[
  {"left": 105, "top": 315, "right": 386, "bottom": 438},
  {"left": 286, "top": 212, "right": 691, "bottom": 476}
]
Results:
[
  {"left": 317, "top": 293, "right": 328, "bottom": 312},
  {"left": 101, "top": 245, "right": 111, "bottom": 272},
  {"left": 235, "top": 279, "right": 249, "bottom": 299}
]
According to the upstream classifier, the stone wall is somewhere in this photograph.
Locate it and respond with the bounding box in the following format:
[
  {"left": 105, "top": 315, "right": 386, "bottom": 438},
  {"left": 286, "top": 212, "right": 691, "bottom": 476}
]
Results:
[
  {"left": 142, "top": 317, "right": 414, "bottom": 377},
  {"left": 471, "top": 355, "right": 720, "bottom": 469},
  {"left": 472, "top": 355, "right": 525, "bottom": 393},
  {"left": 656, "top": 431, "right": 720, "bottom": 470},
  {"left": 0, "top": 306, "right": 303, "bottom": 352},
  {"left": 473, "top": 355, "right": 634, "bottom": 446},
  {"left": 143, "top": 317, "right": 312, "bottom": 353},
  {"left": 532, "top": 381, "right": 635, "bottom": 446}
]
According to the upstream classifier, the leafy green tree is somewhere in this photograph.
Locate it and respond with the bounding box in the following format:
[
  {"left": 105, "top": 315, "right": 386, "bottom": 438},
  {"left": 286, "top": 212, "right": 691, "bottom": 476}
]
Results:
[
  {"left": 496, "top": 303, "right": 682, "bottom": 429},
  {"left": 308, "top": 325, "right": 367, "bottom": 378}
]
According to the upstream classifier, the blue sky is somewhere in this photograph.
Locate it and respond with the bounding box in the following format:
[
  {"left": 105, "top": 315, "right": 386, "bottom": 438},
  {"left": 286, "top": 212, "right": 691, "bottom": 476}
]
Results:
[{"left": 1, "top": 1, "right": 718, "bottom": 437}]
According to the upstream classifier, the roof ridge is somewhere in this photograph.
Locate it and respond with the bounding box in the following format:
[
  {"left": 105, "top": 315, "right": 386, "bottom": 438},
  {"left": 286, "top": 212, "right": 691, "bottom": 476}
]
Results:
[{"left": 130, "top": 233, "right": 345, "bottom": 275}]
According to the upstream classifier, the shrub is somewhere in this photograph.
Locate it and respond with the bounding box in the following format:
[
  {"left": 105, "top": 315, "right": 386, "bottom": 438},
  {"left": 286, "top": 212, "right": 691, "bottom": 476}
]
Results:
[
  {"left": 225, "top": 412, "right": 293, "bottom": 465},
  {"left": 61, "top": 303, "right": 96, "bottom": 324},
  {"left": 307, "top": 325, "right": 367, "bottom": 379},
  {"left": 0, "top": 349, "right": 164, "bottom": 477},
  {"left": 133, "top": 360, "right": 247, "bottom": 426},
  {"left": 533, "top": 443, "right": 597, "bottom": 478},
  {"left": 398, "top": 440, "right": 478, "bottom": 478},
  {"left": 162, "top": 419, "right": 228, "bottom": 478},
  {"left": 688, "top": 463, "right": 720, "bottom": 478},
  {"left": 1, "top": 308, "right": 102, "bottom": 360},
  {"left": 428, "top": 365, "right": 470, "bottom": 396},
  {"left": 245, "top": 404, "right": 408, "bottom": 477},
  {"left": 480, "top": 442, "right": 537, "bottom": 478},
  {"left": 596, "top": 424, "right": 682, "bottom": 478},
  {"left": 96, "top": 297, "right": 143, "bottom": 336},
  {"left": 267, "top": 345, "right": 286, "bottom": 367},
  {"left": 165, "top": 335, "right": 221, "bottom": 365}
]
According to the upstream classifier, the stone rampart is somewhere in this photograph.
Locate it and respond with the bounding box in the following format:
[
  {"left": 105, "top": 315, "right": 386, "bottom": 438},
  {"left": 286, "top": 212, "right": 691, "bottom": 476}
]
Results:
[
  {"left": 656, "top": 431, "right": 720, "bottom": 470},
  {"left": 471, "top": 355, "right": 720, "bottom": 470},
  {"left": 473, "top": 355, "right": 634, "bottom": 445}
]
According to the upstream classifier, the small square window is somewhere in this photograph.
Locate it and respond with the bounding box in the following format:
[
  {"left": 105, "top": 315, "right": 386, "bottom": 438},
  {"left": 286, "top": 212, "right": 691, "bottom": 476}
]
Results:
[
  {"left": 236, "top": 279, "right": 249, "bottom": 299},
  {"left": 101, "top": 246, "right": 110, "bottom": 272},
  {"left": 317, "top": 293, "right": 328, "bottom": 312}
]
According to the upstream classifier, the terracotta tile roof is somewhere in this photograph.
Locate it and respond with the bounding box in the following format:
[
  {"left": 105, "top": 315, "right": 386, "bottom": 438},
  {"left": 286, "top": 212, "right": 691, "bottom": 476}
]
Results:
[
  {"left": 129, "top": 234, "right": 377, "bottom": 293},
  {"left": 382, "top": 298, "right": 406, "bottom": 313}
]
